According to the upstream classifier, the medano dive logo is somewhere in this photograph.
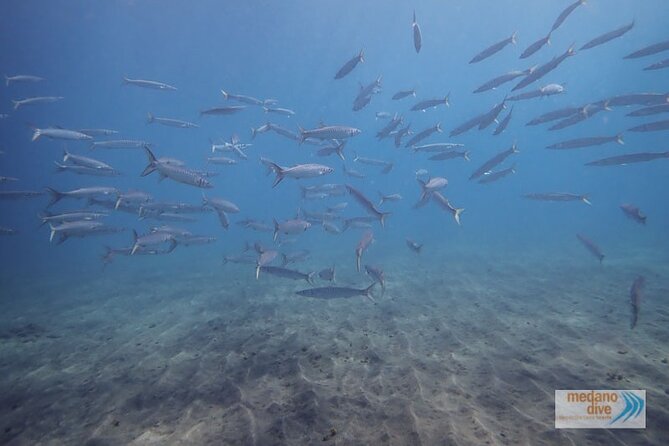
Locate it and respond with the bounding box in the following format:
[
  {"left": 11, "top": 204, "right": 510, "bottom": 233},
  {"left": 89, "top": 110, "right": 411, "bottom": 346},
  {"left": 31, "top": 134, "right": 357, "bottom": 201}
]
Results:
[{"left": 555, "top": 390, "right": 646, "bottom": 429}]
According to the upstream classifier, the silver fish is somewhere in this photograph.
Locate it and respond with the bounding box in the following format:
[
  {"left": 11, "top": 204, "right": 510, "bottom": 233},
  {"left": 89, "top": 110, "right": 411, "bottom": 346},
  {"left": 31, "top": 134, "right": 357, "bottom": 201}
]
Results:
[
  {"left": 346, "top": 185, "right": 390, "bottom": 227},
  {"left": 551, "top": 0, "right": 586, "bottom": 32},
  {"left": 576, "top": 234, "right": 604, "bottom": 263},
  {"left": 12, "top": 96, "right": 63, "bottom": 110},
  {"left": 644, "top": 59, "right": 669, "bottom": 71},
  {"left": 512, "top": 45, "right": 575, "bottom": 91},
  {"left": 404, "top": 122, "right": 442, "bottom": 148},
  {"left": 46, "top": 186, "right": 118, "bottom": 207},
  {"left": 32, "top": 127, "right": 92, "bottom": 142},
  {"left": 411, "top": 95, "right": 450, "bottom": 111},
  {"left": 201, "top": 106, "right": 246, "bottom": 115},
  {"left": 406, "top": 239, "right": 422, "bottom": 253},
  {"left": 54, "top": 162, "right": 119, "bottom": 177},
  {"left": 520, "top": 34, "right": 551, "bottom": 59},
  {"left": 627, "top": 104, "right": 669, "bottom": 117},
  {"left": 523, "top": 192, "right": 591, "bottom": 205},
  {"left": 0, "top": 190, "right": 44, "bottom": 200},
  {"left": 581, "top": 21, "right": 634, "bottom": 51},
  {"left": 335, "top": 50, "right": 364, "bottom": 79},
  {"left": 547, "top": 134, "right": 624, "bottom": 150},
  {"left": 296, "top": 284, "right": 375, "bottom": 302},
  {"left": 470, "top": 32, "right": 517, "bottom": 64},
  {"left": 355, "top": 230, "right": 374, "bottom": 272},
  {"left": 469, "top": 143, "right": 519, "bottom": 180},
  {"left": 49, "top": 220, "right": 123, "bottom": 244},
  {"left": 298, "top": 125, "right": 361, "bottom": 142},
  {"left": 585, "top": 151, "right": 669, "bottom": 167},
  {"left": 131, "top": 230, "right": 176, "bottom": 255},
  {"left": 146, "top": 113, "right": 199, "bottom": 128},
  {"left": 263, "top": 106, "right": 295, "bottom": 116},
  {"left": 273, "top": 218, "right": 311, "bottom": 241},
  {"left": 507, "top": 83, "right": 564, "bottom": 101},
  {"left": 628, "top": 119, "right": 669, "bottom": 132},
  {"left": 412, "top": 10, "right": 422, "bottom": 53},
  {"left": 5, "top": 74, "right": 44, "bottom": 86},
  {"left": 474, "top": 68, "right": 533, "bottom": 93},
  {"left": 392, "top": 89, "right": 416, "bottom": 100},
  {"left": 77, "top": 128, "right": 118, "bottom": 137},
  {"left": 90, "top": 139, "right": 150, "bottom": 150},
  {"left": 263, "top": 160, "right": 333, "bottom": 187},
  {"left": 365, "top": 264, "right": 386, "bottom": 294},
  {"left": 620, "top": 204, "right": 646, "bottom": 225},
  {"left": 122, "top": 77, "right": 176, "bottom": 91},
  {"left": 624, "top": 39, "right": 669, "bottom": 59},
  {"left": 63, "top": 150, "right": 114, "bottom": 170},
  {"left": 259, "top": 266, "right": 315, "bottom": 284},
  {"left": 220, "top": 90, "right": 263, "bottom": 105},
  {"left": 478, "top": 165, "right": 516, "bottom": 184},
  {"left": 493, "top": 107, "right": 513, "bottom": 136}
]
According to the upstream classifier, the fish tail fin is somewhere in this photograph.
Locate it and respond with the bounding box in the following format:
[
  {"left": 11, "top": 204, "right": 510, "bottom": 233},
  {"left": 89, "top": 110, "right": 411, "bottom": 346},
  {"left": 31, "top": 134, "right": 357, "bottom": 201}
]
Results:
[
  {"left": 436, "top": 122, "right": 442, "bottom": 133},
  {"left": 31, "top": 128, "right": 42, "bottom": 142},
  {"left": 382, "top": 162, "right": 393, "bottom": 174},
  {"left": 356, "top": 249, "right": 361, "bottom": 272},
  {"left": 121, "top": 76, "right": 129, "bottom": 86},
  {"left": 37, "top": 211, "right": 51, "bottom": 227},
  {"left": 412, "top": 10, "right": 416, "bottom": 24},
  {"left": 130, "top": 230, "right": 139, "bottom": 255},
  {"left": 582, "top": 195, "right": 592, "bottom": 206},
  {"left": 280, "top": 253, "right": 288, "bottom": 267},
  {"left": 306, "top": 272, "right": 316, "bottom": 285},
  {"left": 444, "top": 92, "right": 451, "bottom": 107},
  {"left": 453, "top": 208, "right": 464, "bottom": 226},
  {"left": 250, "top": 127, "right": 257, "bottom": 140},
  {"left": 273, "top": 219, "right": 279, "bottom": 241},
  {"left": 262, "top": 106, "right": 269, "bottom": 113},
  {"left": 45, "top": 187, "right": 63, "bottom": 207},
  {"left": 463, "top": 151, "right": 471, "bottom": 161},
  {"left": 511, "top": 31, "right": 517, "bottom": 45},
  {"left": 201, "top": 191, "right": 208, "bottom": 207},
  {"left": 359, "top": 49, "right": 365, "bottom": 63},
  {"left": 12, "top": 100, "right": 20, "bottom": 110},
  {"left": 220, "top": 89, "right": 229, "bottom": 100},
  {"left": 48, "top": 224, "right": 56, "bottom": 242},
  {"left": 377, "top": 191, "right": 385, "bottom": 207},
  {"left": 4, "top": 74, "right": 8, "bottom": 86},
  {"left": 380, "top": 212, "right": 390, "bottom": 228},
  {"left": 616, "top": 134, "right": 624, "bottom": 145},
  {"left": 166, "top": 239, "right": 177, "bottom": 254},
  {"left": 297, "top": 125, "right": 306, "bottom": 144},
  {"left": 270, "top": 163, "right": 285, "bottom": 187},
  {"left": 336, "top": 141, "right": 346, "bottom": 161},
  {"left": 255, "top": 264, "right": 261, "bottom": 280},
  {"left": 364, "top": 282, "right": 377, "bottom": 303},
  {"left": 141, "top": 146, "right": 157, "bottom": 176},
  {"left": 146, "top": 112, "right": 154, "bottom": 124},
  {"left": 114, "top": 197, "right": 122, "bottom": 210}
]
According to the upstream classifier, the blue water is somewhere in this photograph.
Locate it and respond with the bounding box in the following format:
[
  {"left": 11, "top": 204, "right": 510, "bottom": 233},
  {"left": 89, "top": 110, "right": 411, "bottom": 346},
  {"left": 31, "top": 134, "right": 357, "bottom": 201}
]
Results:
[{"left": 1, "top": 1, "right": 668, "bottom": 444}]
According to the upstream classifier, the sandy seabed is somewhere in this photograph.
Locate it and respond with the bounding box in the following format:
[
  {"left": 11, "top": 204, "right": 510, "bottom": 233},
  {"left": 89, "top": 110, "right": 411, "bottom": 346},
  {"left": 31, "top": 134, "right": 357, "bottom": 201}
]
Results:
[{"left": 1, "top": 245, "right": 668, "bottom": 445}]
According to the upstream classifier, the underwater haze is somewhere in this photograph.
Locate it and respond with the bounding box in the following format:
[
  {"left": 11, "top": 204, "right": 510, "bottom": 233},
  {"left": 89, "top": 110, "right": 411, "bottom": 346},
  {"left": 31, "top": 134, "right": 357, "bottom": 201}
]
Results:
[{"left": 1, "top": 1, "right": 668, "bottom": 444}]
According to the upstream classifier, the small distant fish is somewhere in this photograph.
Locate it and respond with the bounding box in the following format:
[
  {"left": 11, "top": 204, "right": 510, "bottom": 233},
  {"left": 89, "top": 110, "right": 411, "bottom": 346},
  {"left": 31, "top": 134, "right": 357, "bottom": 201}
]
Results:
[
  {"left": 177, "top": 235, "right": 217, "bottom": 247},
  {"left": 263, "top": 160, "right": 333, "bottom": 187},
  {"left": 629, "top": 276, "right": 645, "bottom": 329},
  {"left": 223, "top": 253, "right": 257, "bottom": 265},
  {"left": 0, "top": 176, "right": 19, "bottom": 183},
  {"left": 406, "top": 239, "right": 422, "bottom": 254},
  {"left": 207, "top": 156, "right": 237, "bottom": 165},
  {"left": 263, "top": 106, "right": 295, "bottom": 116},
  {"left": 90, "top": 139, "right": 150, "bottom": 150},
  {"left": 376, "top": 114, "right": 403, "bottom": 140},
  {"left": 353, "top": 154, "right": 393, "bottom": 173},
  {"left": 412, "top": 11, "right": 422, "bottom": 53},
  {"left": 220, "top": 90, "right": 264, "bottom": 106},
  {"left": 122, "top": 77, "right": 176, "bottom": 91},
  {"left": 365, "top": 265, "right": 386, "bottom": 294},
  {"left": 201, "top": 106, "right": 247, "bottom": 116},
  {"left": 393, "top": 124, "right": 412, "bottom": 148},
  {"left": 413, "top": 143, "right": 465, "bottom": 153},
  {"left": 355, "top": 230, "right": 374, "bottom": 272},
  {"left": 54, "top": 162, "right": 120, "bottom": 177},
  {"left": 273, "top": 218, "right": 311, "bottom": 241},
  {"left": 520, "top": 34, "right": 551, "bottom": 59},
  {"left": 0, "top": 227, "right": 17, "bottom": 235},
  {"left": 346, "top": 185, "right": 390, "bottom": 227},
  {"left": 0, "top": 190, "right": 44, "bottom": 200},
  {"left": 316, "top": 141, "right": 346, "bottom": 161},
  {"left": 5, "top": 74, "right": 44, "bottom": 86},
  {"left": 627, "top": 104, "right": 669, "bottom": 117},
  {"left": 322, "top": 221, "right": 342, "bottom": 235},
  {"left": 527, "top": 106, "right": 583, "bottom": 125},
  {"left": 141, "top": 147, "right": 213, "bottom": 189},
  {"left": 378, "top": 193, "right": 402, "bottom": 206},
  {"left": 404, "top": 122, "right": 442, "bottom": 148},
  {"left": 416, "top": 176, "right": 448, "bottom": 204},
  {"left": 644, "top": 59, "right": 669, "bottom": 71},
  {"left": 296, "top": 284, "right": 375, "bottom": 302},
  {"left": 318, "top": 266, "right": 336, "bottom": 282},
  {"left": 77, "top": 128, "right": 118, "bottom": 137},
  {"left": 299, "top": 125, "right": 361, "bottom": 143},
  {"left": 49, "top": 221, "right": 124, "bottom": 244},
  {"left": 493, "top": 107, "right": 513, "bottom": 135},
  {"left": 585, "top": 151, "right": 669, "bottom": 167},
  {"left": 580, "top": 21, "right": 635, "bottom": 51},
  {"left": 432, "top": 192, "right": 464, "bottom": 225},
  {"left": 478, "top": 165, "right": 516, "bottom": 184},
  {"left": 0, "top": 113, "right": 9, "bottom": 119},
  {"left": 620, "top": 204, "right": 646, "bottom": 225},
  {"left": 411, "top": 95, "right": 450, "bottom": 111},
  {"left": 258, "top": 266, "right": 315, "bottom": 284},
  {"left": 376, "top": 112, "right": 392, "bottom": 119},
  {"left": 607, "top": 93, "right": 669, "bottom": 107},
  {"left": 12, "top": 96, "right": 63, "bottom": 110},
  {"left": 343, "top": 164, "right": 365, "bottom": 179},
  {"left": 335, "top": 50, "right": 364, "bottom": 79},
  {"left": 624, "top": 39, "right": 669, "bottom": 59},
  {"left": 523, "top": 192, "right": 591, "bottom": 205},
  {"left": 469, "top": 143, "right": 519, "bottom": 180},
  {"left": 477, "top": 100, "right": 508, "bottom": 131},
  {"left": 551, "top": 0, "right": 586, "bottom": 32},
  {"left": 392, "top": 89, "right": 416, "bottom": 100},
  {"left": 512, "top": 45, "right": 575, "bottom": 91},
  {"left": 32, "top": 127, "right": 92, "bottom": 142},
  {"left": 251, "top": 122, "right": 272, "bottom": 139},
  {"left": 146, "top": 113, "right": 198, "bottom": 128},
  {"left": 628, "top": 119, "right": 669, "bottom": 133},
  {"left": 507, "top": 83, "right": 564, "bottom": 101},
  {"left": 470, "top": 32, "right": 517, "bottom": 64},
  {"left": 576, "top": 234, "right": 605, "bottom": 263},
  {"left": 547, "top": 134, "right": 624, "bottom": 150},
  {"left": 474, "top": 68, "right": 533, "bottom": 93}
]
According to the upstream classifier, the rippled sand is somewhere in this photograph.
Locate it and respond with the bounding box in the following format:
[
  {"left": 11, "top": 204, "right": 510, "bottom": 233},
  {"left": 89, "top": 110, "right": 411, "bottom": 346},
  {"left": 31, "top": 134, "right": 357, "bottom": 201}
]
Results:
[{"left": 1, "top": 245, "right": 668, "bottom": 445}]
